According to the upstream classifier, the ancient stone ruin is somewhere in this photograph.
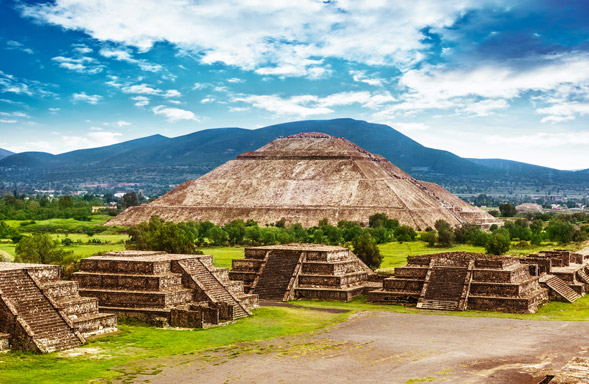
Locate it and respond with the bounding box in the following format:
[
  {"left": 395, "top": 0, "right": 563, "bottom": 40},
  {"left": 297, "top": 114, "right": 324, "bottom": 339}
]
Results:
[
  {"left": 521, "top": 250, "right": 589, "bottom": 303},
  {"left": 72, "top": 251, "right": 258, "bottom": 328},
  {"left": 0, "top": 263, "right": 117, "bottom": 353},
  {"left": 229, "top": 244, "right": 381, "bottom": 301},
  {"left": 108, "top": 132, "right": 500, "bottom": 229},
  {"left": 368, "top": 252, "right": 549, "bottom": 313}
]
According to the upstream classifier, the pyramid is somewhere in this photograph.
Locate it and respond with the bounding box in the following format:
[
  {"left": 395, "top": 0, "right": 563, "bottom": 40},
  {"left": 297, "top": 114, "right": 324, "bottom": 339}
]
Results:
[{"left": 108, "top": 133, "right": 500, "bottom": 229}]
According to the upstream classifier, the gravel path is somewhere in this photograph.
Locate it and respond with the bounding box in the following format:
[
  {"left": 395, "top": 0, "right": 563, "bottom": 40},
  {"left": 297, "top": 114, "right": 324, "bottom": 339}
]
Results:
[{"left": 127, "top": 311, "right": 589, "bottom": 384}]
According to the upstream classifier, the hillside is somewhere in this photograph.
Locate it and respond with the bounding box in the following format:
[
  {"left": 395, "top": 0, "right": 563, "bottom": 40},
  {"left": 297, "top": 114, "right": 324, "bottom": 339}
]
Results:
[
  {"left": 0, "top": 148, "right": 13, "bottom": 161},
  {"left": 0, "top": 119, "right": 587, "bottom": 195}
]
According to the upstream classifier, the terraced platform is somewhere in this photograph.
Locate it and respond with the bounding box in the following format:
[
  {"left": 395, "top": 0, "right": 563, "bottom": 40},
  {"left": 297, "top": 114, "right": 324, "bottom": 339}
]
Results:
[
  {"left": 73, "top": 251, "right": 257, "bottom": 328},
  {"left": 0, "top": 263, "right": 117, "bottom": 353},
  {"left": 229, "top": 244, "right": 381, "bottom": 302}
]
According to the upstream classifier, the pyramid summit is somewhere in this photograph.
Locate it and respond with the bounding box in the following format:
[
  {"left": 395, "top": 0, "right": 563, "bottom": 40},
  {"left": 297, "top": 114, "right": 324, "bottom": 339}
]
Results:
[{"left": 108, "top": 132, "right": 500, "bottom": 229}]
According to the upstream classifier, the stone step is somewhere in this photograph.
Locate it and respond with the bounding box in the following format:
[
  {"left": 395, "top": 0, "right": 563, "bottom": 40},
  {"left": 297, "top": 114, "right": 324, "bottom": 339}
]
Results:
[
  {"left": 544, "top": 276, "right": 582, "bottom": 303},
  {"left": 417, "top": 299, "right": 460, "bottom": 311},
  {"left": 177, "top": 259, "right": 249, "bottom": 319},
  {"left": 577, "top": 269, "right": 589, "bottom": 285}
]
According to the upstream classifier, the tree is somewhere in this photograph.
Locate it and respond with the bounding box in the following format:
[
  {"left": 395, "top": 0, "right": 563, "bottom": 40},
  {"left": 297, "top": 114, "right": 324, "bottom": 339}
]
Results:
[
  {"left": 485, "top": 231, "right": 510, "bottom": 255},
  {"left": 499, "top": 203, "right": 517, "bottom": 217},
  {"left": 121, "top": 192, "right": 140, "bottom": 210},
  {"left": 15, "top": 233, "right": 71, "bottom": 264},
  {"left": 127, "top": 216, "right": 198, "bottom": 253},
  {"left": 223, "top": 220, "right": 247, "bottom": 245},
  {"left": 352, "top": 231, "right": 382, "bottom": 270},
  {"left": 546, "top": 220, "right": 575, "bottom": 244},
  {"left": 421, "top": 230, "right": 437, "bottom": 247},
  {"left": 394, "top": 225, "right": 416, "bottom": 242},
  {"left": 369, "top": 213, "right": 388, "bottom": 228}
]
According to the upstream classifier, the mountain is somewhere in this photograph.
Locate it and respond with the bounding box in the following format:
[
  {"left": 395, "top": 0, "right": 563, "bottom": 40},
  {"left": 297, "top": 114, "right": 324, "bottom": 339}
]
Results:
[
  {"left": 0, "top": 148, "right": 13, "bottom": 161},
  {"left": 0, "top": 119, "right": 586, "bottom": 195},
  {"left": 466, "top": 158, "right": 586, "bottom": 183}
]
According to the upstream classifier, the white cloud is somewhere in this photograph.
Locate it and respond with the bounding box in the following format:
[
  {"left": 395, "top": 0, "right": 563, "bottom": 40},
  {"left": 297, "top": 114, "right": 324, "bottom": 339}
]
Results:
[
  {"left": 0, "top": 119, "right": 17, "bottom": 124},
  {"left": 376, "top": 51, "right": 589, "bottom": 121},
  {"left": 72, "top": 92, "right": 102, "bottom": 104},
  {"left": 21, "top": 0, "right": 498, "bottom": 78},
  {"left": 349, "top": 70, "right": 384, "bottom": 87},
  {"left": 6, "top": 40, "right": 34, "bottom": 55},
  {"left": 152, "top": 105, "right": 199, "bottom": 122},
  {"left": 0, "top": 111, "right": 30, "bottom": 118},
  {"left": 52, "top": 56, "right": 104, "bottom": 74},
  {"left": 116, "top": 120, "right": 131, "bottom": 127},
  {"left": 229, "top": 106, "right": 249, "bottom": 112},
  {"left": 394, "top": 122, "right": 431, "bottom": 132},
  {"left": 99, "top": 47, "right": 162, "bottom": 72},
  {"left": 62, "top": 130, "right": 123, "bottom": 149},
  {"left": 227, "top": 77, "right": 244, "bottom": 83},
  {"left": 0, "top": 70, "right": 32, "bottom": 95},
  {"left": 121, "top": 83, "right": 181, "bottom": 98},
  {"left": 460, "top": 99, "right": 509, "bottom": 117},
  {"left": 232, "top": 91, "right": 395, "bottom": 118},
  {"left": 201, "top": 97, "right": 215, "bottom": 104},
  {"left": 132, "top": 95, "right": 149, "bottom": 107}
]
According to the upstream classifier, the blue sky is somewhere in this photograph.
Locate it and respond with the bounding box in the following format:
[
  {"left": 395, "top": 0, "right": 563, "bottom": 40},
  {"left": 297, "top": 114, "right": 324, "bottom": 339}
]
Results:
[{"left": 1, "top": 0, "right": 589, "bottom": 170}]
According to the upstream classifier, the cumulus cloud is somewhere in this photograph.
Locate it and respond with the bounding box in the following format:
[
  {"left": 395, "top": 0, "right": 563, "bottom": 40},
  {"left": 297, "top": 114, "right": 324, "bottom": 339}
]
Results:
[
  {"left": 232, "top": 91, "right": 395, "bottom": 118},
  {"left": 374, "top": 51, "right": 589, "bottom": 122},
  {"left": 72, "top": 92, "right": 102, "bottom": 104},
  {"left": 152, "top": 105, "right": 199, "bottom": 122},
  {"left": 20, "top": 0, "right": 500, "bottom": 78}
]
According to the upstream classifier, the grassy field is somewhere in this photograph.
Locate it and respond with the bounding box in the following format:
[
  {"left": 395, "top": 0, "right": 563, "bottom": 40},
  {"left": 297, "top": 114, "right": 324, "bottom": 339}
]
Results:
[
  {"left": 4, "top": 215, "right": 119, "bottom": 232},
  {"left": 0, "top": 306, "right": 350, "bottom": 384}
]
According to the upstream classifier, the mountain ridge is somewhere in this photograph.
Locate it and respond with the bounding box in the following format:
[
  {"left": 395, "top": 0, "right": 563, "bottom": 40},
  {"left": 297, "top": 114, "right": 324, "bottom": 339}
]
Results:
[{"left": 0, "top": 118, "right": 587, "bottom": 194}]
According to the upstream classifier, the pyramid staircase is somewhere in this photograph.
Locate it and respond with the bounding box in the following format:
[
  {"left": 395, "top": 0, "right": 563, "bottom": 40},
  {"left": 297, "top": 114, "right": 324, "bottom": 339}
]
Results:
[
  {"left": 416, "top": 259, "right": 474, "bottom": 311},
  {"left": 252, "top": 251, "right": 305, "bottom": 301},
  {"left": 541, "top": 275, "right": 582, "bottom": 303},
  {"left": 576, "top": 268, "right": 589, "bottom": 285},
  {"left": 0, "top": 269, "right": 85, "bottom": 353},
  {"left": 230, "top": 244, "right": 378, "bottom": 302},
  {"left": 175, "top": 258, "right": 250, "bottom": 318}
]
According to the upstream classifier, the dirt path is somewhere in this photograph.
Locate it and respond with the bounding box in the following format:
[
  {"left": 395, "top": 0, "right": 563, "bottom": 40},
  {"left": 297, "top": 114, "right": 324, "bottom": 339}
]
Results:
[{"left": 127, "top": 311, "right": 589, "bottom": 384}]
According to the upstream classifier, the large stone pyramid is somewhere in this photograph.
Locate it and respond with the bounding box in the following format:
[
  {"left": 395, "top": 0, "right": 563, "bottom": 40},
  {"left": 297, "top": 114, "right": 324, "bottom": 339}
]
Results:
[{"left": 108, "top": 133, "right": 500, "bottom": 229}]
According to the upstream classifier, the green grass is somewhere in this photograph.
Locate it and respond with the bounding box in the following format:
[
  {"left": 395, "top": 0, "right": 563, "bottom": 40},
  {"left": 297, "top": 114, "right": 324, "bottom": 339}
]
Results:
[
  {"left": 377, "top": 242, "right": 486, "bottom": 271},
  {"left": 4, "top": 215, "right": 128, "bottom": 234},
  {"left": 199, "top": 246, "right": 245, "bottom": 269},
  {"left": 0, "top": 306, "right": 350, "bottom": 384}
]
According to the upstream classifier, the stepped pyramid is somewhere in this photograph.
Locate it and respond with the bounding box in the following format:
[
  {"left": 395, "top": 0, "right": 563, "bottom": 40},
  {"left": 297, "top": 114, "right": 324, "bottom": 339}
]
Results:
[
  {"left": 72, "top": 251, "right": 258, "bottom": 328},
  {"left": 229, "top": 244, "right": 381, "bottom": 301},
  {"left": 368, "top": 252, "right": 549, "bottom": 313},
  {"left": 0, "top": 263, "right": 117, "bottom": 353},
  {"left": 108, "top": 132, "right": 500, "bottom": 229}
]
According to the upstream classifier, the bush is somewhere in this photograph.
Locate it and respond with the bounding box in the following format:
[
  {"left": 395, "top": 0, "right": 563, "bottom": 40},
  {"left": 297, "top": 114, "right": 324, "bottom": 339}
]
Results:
[
  {"left": 485, "top": 232, "right": 511, "bottom": 255},
  {"left": 499, "top": 203, "right": 517, "bottom": 217},
  {"left": 546, "top": 220, "right": 575, "bottom": 244}
]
